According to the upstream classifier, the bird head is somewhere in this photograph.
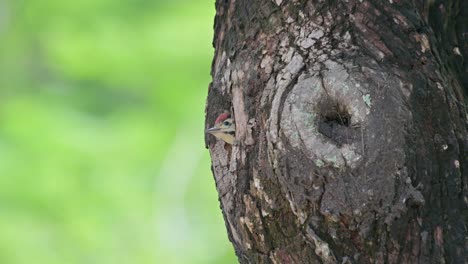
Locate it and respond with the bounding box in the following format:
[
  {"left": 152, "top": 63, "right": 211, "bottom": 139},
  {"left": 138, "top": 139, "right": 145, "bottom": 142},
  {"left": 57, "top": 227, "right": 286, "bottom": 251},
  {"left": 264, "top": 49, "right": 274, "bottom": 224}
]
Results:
[{"left": 206, "top": 112, "right": 235, "bottom": 144}]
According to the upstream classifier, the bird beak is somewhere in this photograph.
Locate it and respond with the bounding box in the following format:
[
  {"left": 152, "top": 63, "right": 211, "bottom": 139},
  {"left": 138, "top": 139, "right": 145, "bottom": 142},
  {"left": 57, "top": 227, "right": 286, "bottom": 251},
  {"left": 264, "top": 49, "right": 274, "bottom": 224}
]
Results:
[{"left": 205, "top": 127, "right": 220, "bottom": 134}]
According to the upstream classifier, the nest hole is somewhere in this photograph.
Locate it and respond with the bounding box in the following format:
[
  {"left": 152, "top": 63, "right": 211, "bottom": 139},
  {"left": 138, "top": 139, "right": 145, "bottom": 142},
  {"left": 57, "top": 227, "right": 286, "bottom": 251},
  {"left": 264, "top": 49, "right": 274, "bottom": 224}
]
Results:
[
  {"left": 316, "top": 97, "right": 354, "bottom": 145},
  {"left": 317, "top": 98, "right": 351, "bottom": 127},
  {"left": 323, "top": 111, "right": 351, "bottom": 127}
]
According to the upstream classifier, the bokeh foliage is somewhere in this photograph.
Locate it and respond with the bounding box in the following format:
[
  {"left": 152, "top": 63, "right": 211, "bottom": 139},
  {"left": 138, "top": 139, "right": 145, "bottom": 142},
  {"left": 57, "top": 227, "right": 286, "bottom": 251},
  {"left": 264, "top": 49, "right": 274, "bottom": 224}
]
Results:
[{"left": 0, "top": 0, "right": 236, "bottom": 263}]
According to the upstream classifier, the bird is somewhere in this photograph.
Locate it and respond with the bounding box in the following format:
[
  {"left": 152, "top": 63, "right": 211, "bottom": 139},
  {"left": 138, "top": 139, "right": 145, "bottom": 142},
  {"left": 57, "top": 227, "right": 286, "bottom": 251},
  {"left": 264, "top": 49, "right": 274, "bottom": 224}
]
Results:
[{"left": 206, "top": 112, "right": 236, "bottom": 144}]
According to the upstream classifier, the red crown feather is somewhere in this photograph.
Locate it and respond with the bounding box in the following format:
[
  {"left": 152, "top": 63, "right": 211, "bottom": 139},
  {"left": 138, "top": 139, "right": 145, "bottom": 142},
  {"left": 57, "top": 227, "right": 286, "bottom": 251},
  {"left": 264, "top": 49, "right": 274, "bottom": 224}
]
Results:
[{"left": 215, "top": 112, "right": 231, "bottom": 124}]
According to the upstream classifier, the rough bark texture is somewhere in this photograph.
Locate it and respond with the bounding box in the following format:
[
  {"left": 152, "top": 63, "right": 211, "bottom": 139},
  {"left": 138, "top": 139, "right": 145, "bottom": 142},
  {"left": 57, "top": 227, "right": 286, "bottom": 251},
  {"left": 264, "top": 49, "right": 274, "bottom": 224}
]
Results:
[{"left": 205, "top": 0, "right": 467, "bottom": 263}]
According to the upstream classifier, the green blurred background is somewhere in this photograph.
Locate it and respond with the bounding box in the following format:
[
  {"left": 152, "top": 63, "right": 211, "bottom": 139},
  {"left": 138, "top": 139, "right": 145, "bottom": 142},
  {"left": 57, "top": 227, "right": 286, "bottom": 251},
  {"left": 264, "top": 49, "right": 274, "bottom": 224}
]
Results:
[{"left": 0, "top": 0, "right": 236, "bottom": 263}]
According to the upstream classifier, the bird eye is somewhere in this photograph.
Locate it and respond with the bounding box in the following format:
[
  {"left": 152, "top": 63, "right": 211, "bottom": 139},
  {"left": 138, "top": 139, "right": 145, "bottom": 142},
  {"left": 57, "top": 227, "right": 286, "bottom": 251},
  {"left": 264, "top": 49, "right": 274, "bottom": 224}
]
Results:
[{"left": 223, "top": 121, "right": 230, "bottom": 126}]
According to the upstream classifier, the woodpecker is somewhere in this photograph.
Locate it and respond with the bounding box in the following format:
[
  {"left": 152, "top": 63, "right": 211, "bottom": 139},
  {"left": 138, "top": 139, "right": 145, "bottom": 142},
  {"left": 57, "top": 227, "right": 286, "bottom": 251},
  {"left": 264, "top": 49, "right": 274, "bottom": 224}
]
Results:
[{"left": 206, "top": 112, "right": 235, "bottom": 144}]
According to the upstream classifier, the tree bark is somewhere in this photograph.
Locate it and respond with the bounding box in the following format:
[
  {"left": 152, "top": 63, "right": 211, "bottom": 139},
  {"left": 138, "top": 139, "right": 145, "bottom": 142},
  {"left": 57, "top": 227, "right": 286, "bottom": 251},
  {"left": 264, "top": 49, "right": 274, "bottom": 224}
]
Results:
[{"left": 205, "top": 0, "right": 467, "bottom": 263}]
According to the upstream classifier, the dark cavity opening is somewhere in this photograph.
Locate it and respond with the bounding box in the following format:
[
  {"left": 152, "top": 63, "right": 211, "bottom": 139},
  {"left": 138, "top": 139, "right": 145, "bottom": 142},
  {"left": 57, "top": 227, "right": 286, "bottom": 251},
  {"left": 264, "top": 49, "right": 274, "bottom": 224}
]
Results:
[
  {"left": 323, "top": 111, "right": 351, "bottom": 127},
  {"left": 317, "top": 97, "right": 351, "bottom": 128},
  {"left": 316, "top": 97, "right": 355, "bottom": 146}
]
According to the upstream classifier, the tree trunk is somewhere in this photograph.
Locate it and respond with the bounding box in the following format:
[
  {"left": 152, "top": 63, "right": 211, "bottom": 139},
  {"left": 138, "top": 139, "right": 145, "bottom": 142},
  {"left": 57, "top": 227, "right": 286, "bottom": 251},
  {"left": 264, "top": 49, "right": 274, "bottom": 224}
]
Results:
[{"left": 205, "top": 0, "right": 467, "bottom": 263}]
